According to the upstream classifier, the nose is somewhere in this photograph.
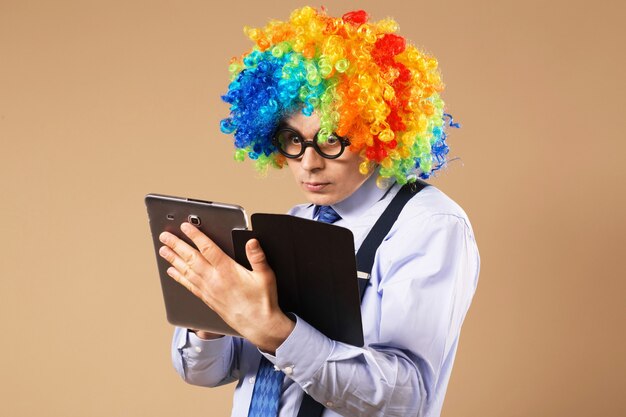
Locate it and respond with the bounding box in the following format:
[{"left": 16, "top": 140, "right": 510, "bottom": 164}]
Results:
[{"left": 299, "top": 145, "right": 325, "bottom": 172}]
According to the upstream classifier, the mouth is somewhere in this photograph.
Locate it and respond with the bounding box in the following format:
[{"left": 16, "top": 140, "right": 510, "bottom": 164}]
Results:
[{"left": 302, "top": 181, "right": 330, "bottom": 192}]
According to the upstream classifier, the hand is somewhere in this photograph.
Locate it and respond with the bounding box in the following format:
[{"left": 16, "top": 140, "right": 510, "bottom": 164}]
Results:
[{"left": 158, "top": 222, "right": 295, "bottom": 353}]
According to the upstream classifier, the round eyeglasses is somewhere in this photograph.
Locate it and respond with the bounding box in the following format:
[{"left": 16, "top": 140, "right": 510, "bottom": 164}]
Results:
[{"left": 272, "top": 128, "right": 351, "bottom": 159}]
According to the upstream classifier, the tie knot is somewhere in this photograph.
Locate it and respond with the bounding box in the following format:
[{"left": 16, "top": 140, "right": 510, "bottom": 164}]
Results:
[{"left": 315, "top": 205, "right": 341, "bottom": 224}]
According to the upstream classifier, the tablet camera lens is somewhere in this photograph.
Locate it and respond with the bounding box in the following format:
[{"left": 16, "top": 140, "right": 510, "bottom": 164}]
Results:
[{"left": 188, "top": 215, "right": 201, "bottom": 226}]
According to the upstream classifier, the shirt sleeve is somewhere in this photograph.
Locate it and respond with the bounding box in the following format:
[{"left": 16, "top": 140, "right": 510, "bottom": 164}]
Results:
[
  {"left": 265, "top": 213, "right": 480, "bottom": 417},
  {"left": 171, "top": 326, "right": 242, "bottom": 387}
]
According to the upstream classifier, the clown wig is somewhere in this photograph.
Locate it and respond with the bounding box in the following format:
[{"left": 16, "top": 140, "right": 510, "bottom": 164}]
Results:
[{"left": 220, "top": 6, "right": 459, "bottom": 185}]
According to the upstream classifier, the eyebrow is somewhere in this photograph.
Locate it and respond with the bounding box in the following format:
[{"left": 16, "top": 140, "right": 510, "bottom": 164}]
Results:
[
  {"left": 275, "top": 123, "right": 346, "bottom": 140},
  {"left": 276, "top": 121, "right": 298, "bottom": 131},
  {"left": 275, "top": 123, "right": 312, "bottom": 139}
]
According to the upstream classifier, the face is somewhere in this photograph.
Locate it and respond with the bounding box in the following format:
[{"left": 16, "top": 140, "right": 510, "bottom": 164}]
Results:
[{"left": 281, "top": 112, "right": 373, "bottom": 206}]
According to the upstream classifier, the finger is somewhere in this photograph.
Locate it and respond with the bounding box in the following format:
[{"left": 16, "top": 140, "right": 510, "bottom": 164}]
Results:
[
  {"left": 180, "top": 222, "right": 227, "bottom": 265},
  {"left": 159, "top": 230, "right": 203, "bottom": 268},
  {"left": 158, "top": 246, "right": 198, "bottom": 281},
  {"left": 245, "top": 239, "right": 272, "bottom": 274}
]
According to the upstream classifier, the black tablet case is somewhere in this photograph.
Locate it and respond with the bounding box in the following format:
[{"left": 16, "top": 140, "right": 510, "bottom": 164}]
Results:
[{"left": 232, "top": 213, "right": 364, "bottom": 347}]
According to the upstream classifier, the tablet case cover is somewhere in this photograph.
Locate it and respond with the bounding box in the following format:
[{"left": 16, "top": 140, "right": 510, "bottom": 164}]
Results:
[{"left": 232, "top": 213, "right": 364, "bottom": 347}]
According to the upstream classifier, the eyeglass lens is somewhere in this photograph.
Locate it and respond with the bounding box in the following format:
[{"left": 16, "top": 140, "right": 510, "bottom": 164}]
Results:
[{"left": 275, "top": 129, "right": 345, "bottom": 158}]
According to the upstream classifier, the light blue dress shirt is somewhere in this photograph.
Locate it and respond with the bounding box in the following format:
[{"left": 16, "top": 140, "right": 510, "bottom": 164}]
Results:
[{"left": 171, "top": 173, "right": 480, "bottom": 417}]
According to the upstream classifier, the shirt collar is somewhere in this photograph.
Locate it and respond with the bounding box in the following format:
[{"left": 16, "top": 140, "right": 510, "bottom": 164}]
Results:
[{"left": 331, "top": 170, "right": 393, "bottom": 224}]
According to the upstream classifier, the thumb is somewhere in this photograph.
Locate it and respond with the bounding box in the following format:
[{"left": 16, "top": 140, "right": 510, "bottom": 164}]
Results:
[{"left": 245, "top": 239, "right": 271, "bottom": 273}]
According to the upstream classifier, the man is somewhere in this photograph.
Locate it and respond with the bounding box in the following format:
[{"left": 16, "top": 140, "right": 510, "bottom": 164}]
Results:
[{"left": 158, "top": 7, "right": 479, "bottom": 417}]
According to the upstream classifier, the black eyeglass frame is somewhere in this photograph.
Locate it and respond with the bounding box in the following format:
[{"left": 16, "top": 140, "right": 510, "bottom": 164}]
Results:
[{"left": 272, "top": 127, "right": 351, "bottom": 160}]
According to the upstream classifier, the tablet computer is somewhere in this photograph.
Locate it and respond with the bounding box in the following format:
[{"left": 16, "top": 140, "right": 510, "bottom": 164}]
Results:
[{"left": 145, "top": 193, "right": 248, "bottom": 336}]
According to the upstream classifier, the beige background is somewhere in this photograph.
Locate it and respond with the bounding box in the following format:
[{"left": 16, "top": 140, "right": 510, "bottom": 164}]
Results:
[{"left": 1, "top": 0, "right": 624, "bottom": 416}]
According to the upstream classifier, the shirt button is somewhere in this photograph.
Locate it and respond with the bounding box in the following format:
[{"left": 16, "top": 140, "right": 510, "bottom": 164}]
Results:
[
  {"left": 194, "top": 346, "right": 202, "bottom": 353},
  {"left": 249, "top": 377, "right": 255, "bottom": 384},
  {"left": 325, "top": 401, "right": 334, "bottom": 407},
  {"left": 283, "top": 366, "right": 294, "bottom": 375}
]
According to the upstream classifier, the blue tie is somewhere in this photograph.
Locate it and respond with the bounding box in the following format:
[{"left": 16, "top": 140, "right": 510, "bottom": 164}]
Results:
[
  {"left": 248, "top": 357, "right": 284, "bottom": 417},
  {"left": 315, "top": 205, "right": 341, "bottom": 224}
]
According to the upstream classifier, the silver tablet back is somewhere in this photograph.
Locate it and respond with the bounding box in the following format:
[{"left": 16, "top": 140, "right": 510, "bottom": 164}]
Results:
[{"left": 145, "top": 193, "right": 248, "bottom": 336}]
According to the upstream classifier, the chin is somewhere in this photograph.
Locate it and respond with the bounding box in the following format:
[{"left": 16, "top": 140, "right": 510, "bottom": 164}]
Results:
[{"left": 304, "top": 192, "right": 337, "bottom": 206}]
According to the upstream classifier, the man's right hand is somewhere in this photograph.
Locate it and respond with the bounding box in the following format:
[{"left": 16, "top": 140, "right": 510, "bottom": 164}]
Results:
[{"left": 158, "top": 222, "right": 295, "bottom": 354}]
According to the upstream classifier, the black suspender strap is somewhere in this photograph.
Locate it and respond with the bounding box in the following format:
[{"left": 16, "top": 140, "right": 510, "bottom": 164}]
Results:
[
  {"left": 356, "top": 180, "right": 428, "bottom": 298},
  {"left": 296, "top": 180, "right": 428, "bottom": 417}
]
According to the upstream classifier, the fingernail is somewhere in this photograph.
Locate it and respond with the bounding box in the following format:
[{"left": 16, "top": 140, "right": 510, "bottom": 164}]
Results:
[
  {"left": 159, "top": 246, "right": 168, "bottom": 257},
  {"left": 159, "top": 232, "right": 169, "bottom": 243},
  {"left": 181, "top": 222, "right": 191, "bottom": 233}
]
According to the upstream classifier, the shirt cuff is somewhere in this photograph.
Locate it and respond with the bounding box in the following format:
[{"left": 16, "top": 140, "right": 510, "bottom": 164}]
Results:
[
  {"left": 185, "top": 330, "right": 231, "bottom": 355},
  {"left": 261, "top": 316, "right": 335, "bottom": 386}
]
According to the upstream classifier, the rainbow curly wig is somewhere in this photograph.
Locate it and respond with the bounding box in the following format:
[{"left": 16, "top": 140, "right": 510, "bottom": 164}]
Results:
[{"left": 220, "top": 6, "right": 458, "bottom": 185}]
